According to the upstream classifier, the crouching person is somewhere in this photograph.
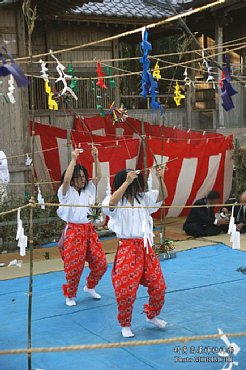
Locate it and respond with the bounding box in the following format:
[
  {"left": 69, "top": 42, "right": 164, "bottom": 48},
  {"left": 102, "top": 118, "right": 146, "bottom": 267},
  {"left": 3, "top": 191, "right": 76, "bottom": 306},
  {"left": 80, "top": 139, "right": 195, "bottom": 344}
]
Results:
[{"left": 183, "top": 190, "right": 229, "bottom": 237}]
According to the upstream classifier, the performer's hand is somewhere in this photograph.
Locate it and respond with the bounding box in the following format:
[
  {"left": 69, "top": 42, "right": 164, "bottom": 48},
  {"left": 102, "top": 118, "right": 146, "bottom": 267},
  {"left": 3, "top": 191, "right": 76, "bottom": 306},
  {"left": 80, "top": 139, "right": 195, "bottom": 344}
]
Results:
[
  {"left": 126, "top": 171, "right": 138, "bottom": 185},
  {"left": 217, "top": 219, "right": 229, "bottom": 225},
  {"left": 236, "top": 223, "right": 244, "bottom": 231},
  {"left": 156, "top": 164, "right": 165, "bottom": 178},
  {"left": 71, "top": 149, "right": 80, "bottom": 161},
  {"left": 221, "top": 207, "right": 229, "bottom": 215},
  {"left": 91, "top": 146, "right": 98, "bottom": 159}
]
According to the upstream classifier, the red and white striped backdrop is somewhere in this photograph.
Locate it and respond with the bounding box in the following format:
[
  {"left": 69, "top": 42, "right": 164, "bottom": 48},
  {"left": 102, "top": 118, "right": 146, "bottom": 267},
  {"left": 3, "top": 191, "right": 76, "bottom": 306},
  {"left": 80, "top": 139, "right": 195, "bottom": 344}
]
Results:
[{"left": 32, "top": 117, "right": 233, "bottom": 217}]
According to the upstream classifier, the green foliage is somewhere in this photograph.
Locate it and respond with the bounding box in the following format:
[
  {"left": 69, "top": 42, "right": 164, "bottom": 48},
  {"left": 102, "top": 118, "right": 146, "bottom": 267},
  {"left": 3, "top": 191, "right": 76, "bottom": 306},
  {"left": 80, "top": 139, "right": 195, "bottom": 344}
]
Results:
[
  {"left": 152, "top": 239, "right": 175, "bottom": 255},
  {"left": 234, "top": 140, "right": 246, "bottom": 198}
]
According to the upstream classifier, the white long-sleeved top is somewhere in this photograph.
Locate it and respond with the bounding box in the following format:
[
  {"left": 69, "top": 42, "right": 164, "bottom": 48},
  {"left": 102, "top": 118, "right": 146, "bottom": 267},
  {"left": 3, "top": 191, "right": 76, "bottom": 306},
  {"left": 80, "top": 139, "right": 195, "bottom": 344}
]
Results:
[
  {"left": 57, "top": 181, "right": 96, "bottom": 223},
  {"left": 102, "top": 190, "right": 162, "bottom": 242}
]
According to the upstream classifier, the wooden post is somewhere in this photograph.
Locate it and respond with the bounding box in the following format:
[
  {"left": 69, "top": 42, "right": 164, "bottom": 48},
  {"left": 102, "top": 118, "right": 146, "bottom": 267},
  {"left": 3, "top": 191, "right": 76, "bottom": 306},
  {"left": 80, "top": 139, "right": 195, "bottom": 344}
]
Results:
[
  {"left": 160, "top": 114, "right": 166, "bottom": 243},
  {"left": 141, "top": 119, "right": 148, "bottom": 189},
  {"left": 28, "top": 61, "right": 34, "bottom": 370},
  {"left": 215, "top": 23, "right": 224, "bottom": 128},
  {"left": 112, "top": 39, "right": 120, "bottom": 106},
  {"left": 22, "top": 2, "right": 38, "bottom": 369},
  {"left": 65, "top": 110, "right": 72, "bottom": 164},
  {"left": 234, "top": 138, "right": 240, "bottom": 199},
  {"left": 186, "top": 88, "right": 192, "bottom": 129}
]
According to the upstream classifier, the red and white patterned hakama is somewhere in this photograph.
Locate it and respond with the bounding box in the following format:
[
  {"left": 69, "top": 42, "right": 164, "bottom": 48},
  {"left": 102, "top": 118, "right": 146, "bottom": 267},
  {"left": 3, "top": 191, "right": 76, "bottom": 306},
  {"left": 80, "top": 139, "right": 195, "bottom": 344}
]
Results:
[
  {"left": 112, "top": 238, "right": 166, "bottom": 327},
  {"left": 62, "top": 222, "right": 107, "bottom": 298}
]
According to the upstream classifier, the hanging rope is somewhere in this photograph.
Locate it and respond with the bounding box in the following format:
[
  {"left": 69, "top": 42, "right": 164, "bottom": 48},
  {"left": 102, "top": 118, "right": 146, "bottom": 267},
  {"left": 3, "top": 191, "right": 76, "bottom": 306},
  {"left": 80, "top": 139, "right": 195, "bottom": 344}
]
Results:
[
  {"left": 14, "top": 0, "right": 225, "bottom": 62},
  {"left": 0, "top": 331, "right": 245, "bottom": 355}
]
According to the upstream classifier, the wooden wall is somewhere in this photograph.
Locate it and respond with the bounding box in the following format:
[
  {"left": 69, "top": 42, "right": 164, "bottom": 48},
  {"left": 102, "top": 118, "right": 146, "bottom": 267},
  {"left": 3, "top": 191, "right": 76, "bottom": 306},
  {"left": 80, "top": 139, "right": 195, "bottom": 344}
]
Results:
[
  {"left": 0, "top": 7, "right": 30, "bottom": 197},
  {"left": 29, "top": 22, "right": 117, "bottom": 110},
  {"left": 0, "top": 6, "right": 245, "bottom": 198},
  {"left": 32, "top": 22, "right": 114, "bottom": 67},
  {"left": 33, "top": 108, "right": 187, "bottom": 129}
]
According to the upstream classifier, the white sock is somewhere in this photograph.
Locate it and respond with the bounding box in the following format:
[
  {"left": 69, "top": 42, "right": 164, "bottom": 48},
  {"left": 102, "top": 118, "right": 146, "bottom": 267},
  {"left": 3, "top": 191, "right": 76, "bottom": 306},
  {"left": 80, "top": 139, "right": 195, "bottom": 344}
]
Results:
[
  {"left": 83, "top": 285, "right": 101, "bottom": 300},
  {"left": 146, "top": 317, "right": 167, "bottom": 329},
  {"left": 65, "top": 297, "right": 76, "bottom": 306},
  {"left": 121, "top": 327, "right": 134, "bottom": 338}
]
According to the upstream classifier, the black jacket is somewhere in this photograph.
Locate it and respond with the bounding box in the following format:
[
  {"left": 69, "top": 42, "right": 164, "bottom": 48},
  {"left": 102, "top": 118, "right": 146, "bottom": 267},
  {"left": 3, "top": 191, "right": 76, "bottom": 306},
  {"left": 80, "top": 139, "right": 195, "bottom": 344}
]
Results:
[
  {"left": 223, "top": 200, "right": 245, "bottom": 225},
  {"left": 235, "top": 205, "right": 246, "bottom": 225},
  {"left": 183, "top": 197, "right": 216, "bottom": 228}
]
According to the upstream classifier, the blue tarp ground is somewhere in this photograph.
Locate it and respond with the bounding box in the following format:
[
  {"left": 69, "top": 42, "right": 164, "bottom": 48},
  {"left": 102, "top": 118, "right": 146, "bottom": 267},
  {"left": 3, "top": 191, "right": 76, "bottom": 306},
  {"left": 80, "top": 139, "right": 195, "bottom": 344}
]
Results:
[{"left": 0, "top": 244, "right": 246, "bottom": 370}]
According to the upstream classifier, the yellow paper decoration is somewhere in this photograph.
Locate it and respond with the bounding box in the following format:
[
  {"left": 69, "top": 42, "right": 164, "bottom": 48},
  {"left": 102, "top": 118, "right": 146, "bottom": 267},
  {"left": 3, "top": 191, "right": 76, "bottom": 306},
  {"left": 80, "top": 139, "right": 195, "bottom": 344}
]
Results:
[
  {"left": 152, "top": 61, "right": 161, "bottom": 81},
  {"left": 45, "top": 81, "right": 58, "bottom": 110},
  {"left": 174, "top": 81, "right": 185, "bottom": 106}
]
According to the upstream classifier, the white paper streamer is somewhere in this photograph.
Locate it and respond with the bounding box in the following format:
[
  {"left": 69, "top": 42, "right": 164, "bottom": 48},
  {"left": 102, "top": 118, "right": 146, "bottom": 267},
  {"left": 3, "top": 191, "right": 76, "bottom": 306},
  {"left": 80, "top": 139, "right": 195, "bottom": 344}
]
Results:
[
  {"left": 7, "top": 75, "right": 15, "bottom": 104},
  {"left": 16, "top": 207, "right": 28, "bottom": 256},
  {"left": 206, "top": 66, "right": 216, "bottom": 89},
  {"left": 50, "top": 50, "right": 78, "bottom": 101},
  {"left": 218, "top": 328, "right": 240, "bottom": 357},
  {"left": 39, "top": 59, "right": 49, "bottom": 81},
  {"left": 183, "top": 67, "right": 194, "bottom": 87},
  {"left": 0, "top": 150, "right": 9, "bottom": 203},
  {"left": 37, "top": 185, "right": 45, "bottom": 210},
  {"left": 218, "top": 328, "right": 240, "bottom": 369},
  {"left": 0, "top": 151, "right": 9, "bottom": 183},
  {"left": 8, "top": 259, "right": 23, "bottom": 268},
  {"left": 227, "top": 205, "right": 241, "bottom": 249},
  {"left": 201, "top": 51, "right": 216, "bottom": 89},
  {"left": 141, "top": 210, "right": 154, "bottom": 254}
]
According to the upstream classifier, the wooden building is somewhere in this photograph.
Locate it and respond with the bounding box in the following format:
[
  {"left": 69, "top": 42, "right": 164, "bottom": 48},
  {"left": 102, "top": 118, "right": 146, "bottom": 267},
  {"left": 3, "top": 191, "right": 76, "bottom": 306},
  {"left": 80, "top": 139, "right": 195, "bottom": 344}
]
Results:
[
  {"left": 0, "top": 0, "right": 245, "bottom": 195},
  {"left": 180, "top": 0, "right": 246, "bottom": 129},
  {"left": 29, "top": 0, "right": 183, "bottom": 123},
  {"left": 0, "top": 0, "right": 183, "bottom": 195}
]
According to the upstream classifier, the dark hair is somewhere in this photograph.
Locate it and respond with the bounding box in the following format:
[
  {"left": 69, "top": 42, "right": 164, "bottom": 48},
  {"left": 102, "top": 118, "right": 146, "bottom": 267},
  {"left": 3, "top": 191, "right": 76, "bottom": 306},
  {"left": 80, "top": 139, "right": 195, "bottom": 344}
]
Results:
[
  {"left": 207, "top": 190, "right": 220, "bottom": 200},
  {"left": 112, "top": 169, "right": 145, "bottom": 201},
  {"left": 61, "top": 164, "right": 89, "bottom": 188}
]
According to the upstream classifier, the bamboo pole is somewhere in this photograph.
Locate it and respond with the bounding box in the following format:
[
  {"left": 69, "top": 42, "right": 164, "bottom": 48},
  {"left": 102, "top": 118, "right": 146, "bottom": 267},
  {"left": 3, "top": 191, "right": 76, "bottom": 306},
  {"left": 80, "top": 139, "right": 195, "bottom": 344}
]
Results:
[
  {"left": 22, "top": 2, "right": 37, "bottom": 369},
  {"left": 141, "top": 119, "right": 148, "bottom": 188},
  {"left": 63, "top": 102, "right": 72, "bottom": 164},
  {"left": 160, "top": 114, "right": 166, "bottom": 244}
]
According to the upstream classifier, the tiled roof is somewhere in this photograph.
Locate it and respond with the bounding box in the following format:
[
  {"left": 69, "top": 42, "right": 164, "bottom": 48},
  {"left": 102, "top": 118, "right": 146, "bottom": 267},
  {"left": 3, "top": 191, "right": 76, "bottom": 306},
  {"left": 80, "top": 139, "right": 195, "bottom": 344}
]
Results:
[
  {"left": 73, "top": 0, "right": 179, "bottom": 19},
  {"left": 0, "top": 0, "right": 103, "bottom": 16}
]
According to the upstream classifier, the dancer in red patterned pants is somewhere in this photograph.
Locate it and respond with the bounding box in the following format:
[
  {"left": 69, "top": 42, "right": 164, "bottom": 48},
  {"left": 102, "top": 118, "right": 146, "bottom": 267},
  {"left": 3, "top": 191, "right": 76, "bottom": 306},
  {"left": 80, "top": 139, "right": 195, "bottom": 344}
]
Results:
[
  {"left": 57, "top": 148, "right": 107, "bottom": 306},
  {"left": 103, "top": 167, "right": 168, "bottom": 337},
  {"left": 112, "top": 239, "right": 166, "bottom": 328},
  {"left": 63, "top": 223, "right": 107, "bottom": 299}
]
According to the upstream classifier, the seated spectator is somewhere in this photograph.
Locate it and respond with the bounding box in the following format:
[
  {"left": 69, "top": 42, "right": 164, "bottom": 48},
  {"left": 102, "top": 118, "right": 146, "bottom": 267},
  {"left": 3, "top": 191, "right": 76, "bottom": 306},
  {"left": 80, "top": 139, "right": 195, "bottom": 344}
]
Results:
[
  {"left": 234, "top": 192, "right": 246, "bottom": 234},
  {"left": 220, "top": 192, "right": 246, "bottom": 234},
  {"left": 183, "top": 190, "right": 228, "bottom": 237}
]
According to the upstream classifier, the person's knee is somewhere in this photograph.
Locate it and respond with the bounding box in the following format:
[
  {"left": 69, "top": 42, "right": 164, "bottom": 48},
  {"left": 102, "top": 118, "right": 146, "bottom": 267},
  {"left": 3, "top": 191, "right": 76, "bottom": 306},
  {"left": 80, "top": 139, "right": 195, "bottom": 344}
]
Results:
[
  {"left": 183, "top": 223, "right": 203, "bottom": 237},
  {"left": 102, "top": 259, "right": 108, "bottom": 273},
  {"left": 205, "top": 227, "right": 221, "bottom": 236},
  {"left": 158, "top": 275, "right": 166, "bottom": 292}
]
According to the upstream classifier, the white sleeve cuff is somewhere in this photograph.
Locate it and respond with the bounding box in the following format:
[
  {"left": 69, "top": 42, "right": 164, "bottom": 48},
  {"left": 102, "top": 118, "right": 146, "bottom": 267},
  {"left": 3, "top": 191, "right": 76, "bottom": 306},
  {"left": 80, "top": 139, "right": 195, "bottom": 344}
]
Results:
[
  {"left": 214, "top": 218, "right": 218, "bottom": 225},
  {"left": 102, "top": 195, "right": 117, "bottom": 217}
]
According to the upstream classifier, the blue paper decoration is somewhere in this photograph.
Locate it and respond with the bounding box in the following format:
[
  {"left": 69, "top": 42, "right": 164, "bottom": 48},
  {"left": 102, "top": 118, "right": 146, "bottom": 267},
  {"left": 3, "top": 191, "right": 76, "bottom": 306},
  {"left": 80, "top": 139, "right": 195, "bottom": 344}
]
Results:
[
  {"left": 0, "top": 47, "right": 29, "bottom": 88},
  {"left": 139, "top": 29, "right": 164, "bottom": 114},
  {"left": 220, "top": 55, "right": 237, "bottom": 112}
]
